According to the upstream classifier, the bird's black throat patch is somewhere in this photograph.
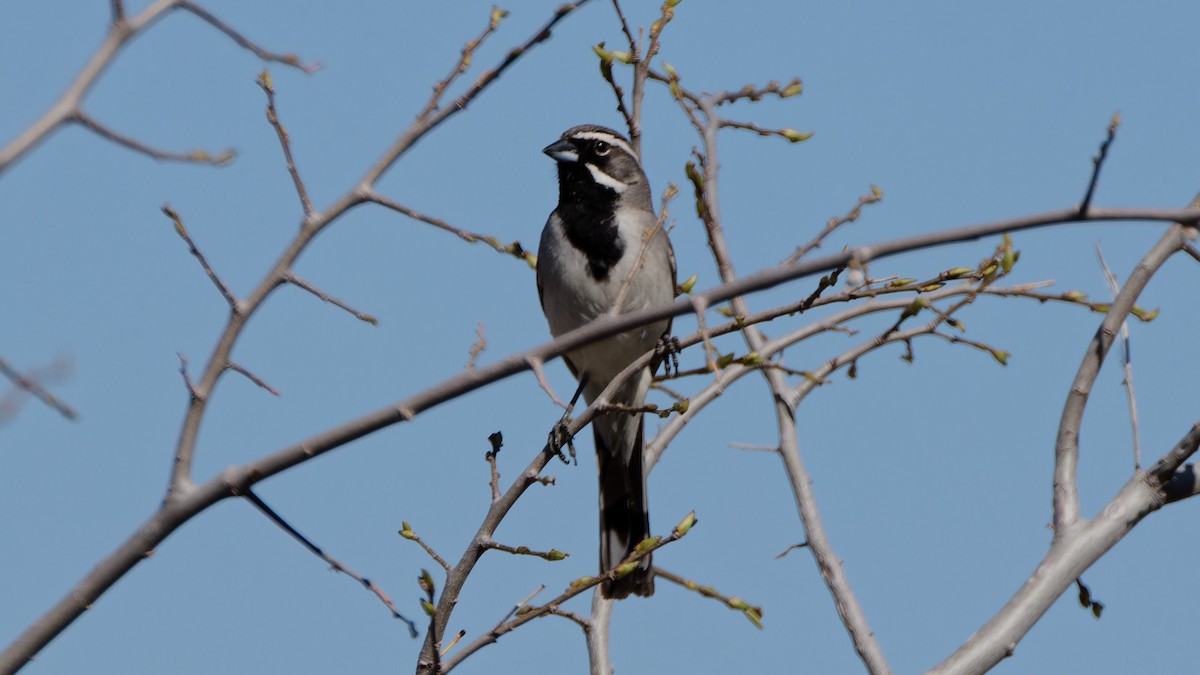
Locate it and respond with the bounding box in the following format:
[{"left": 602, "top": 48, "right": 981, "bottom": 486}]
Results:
[{"left": 557, "top": 165, "right": 625, "bottom": 281}]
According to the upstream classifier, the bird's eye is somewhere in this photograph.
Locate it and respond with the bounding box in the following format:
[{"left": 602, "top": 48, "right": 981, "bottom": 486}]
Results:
[{"left": 594, "top": 140, "right": 611, "bottom": 156}]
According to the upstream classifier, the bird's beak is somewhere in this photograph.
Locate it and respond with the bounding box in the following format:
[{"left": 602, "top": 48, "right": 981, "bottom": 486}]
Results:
[{"left": 543, "top": 138, "right": 578, "bottom": 163}]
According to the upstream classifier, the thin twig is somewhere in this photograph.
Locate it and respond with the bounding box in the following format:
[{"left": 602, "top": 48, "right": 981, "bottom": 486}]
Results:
[
  {"left": 611, "top": 185, "right": 676, "bottom": 315},
  {"left": 1079, "top": 112, "right": 1120, "bottom": 216},
  {"left": 226, "top": 361, "right": 280, "bottom": 397},
  {"left": 1095, "top": 244, "right": 1141, "bottom": 469},
  {"left": 485, "top": 432, "right": 503, "bottom": 503},
  {"left": 256, "top": 71, "right": 312, "bottom": 216},
  {"left": 178, "top": 1, "right": 320, "bottom": 73},
  {"left": 176, "top": 353, "right": 198, "bottom": 400},
  {"left": 481, "top": 541, "right": 568, "bottom": 561},
  {"left": 161, "top": 205, "right": 238, "bottom": 309},
  {"left": 399, "top": 522, "right": 452, "bottom": 573},
  {"left": 73, "top": 111, "right": 234, "bottom": 165},
  {"left": 1053, "top": 213, "right": 1195, "bottom": 535},
  {"left": 285, "top": 273, "right": 377, "bottom": 324},
  {"left": 467, "top": 323, "right": 487, "bottom": 371},
  {"left": 527, "top": 357, "right": 567, "bottom": 408},
  {"left": 654, "top": 566, "right": 763, "bottom": 628},
  {"left": 440, "top": 514, "right": 696, "bottom": 672},
  {"left": 787, "top": 186, "right": 883, "bottom": 263},
  {"left": 364, "top": 191, "right": 535, "bottom": 265},
  {"left": 242, "top": 489, "right": 418, "bottom": 637},
  {"left": 417, "top": 6, "right": 507, "bottom": 121},
  {"left": 0, "top": 356, "right": 78, "bottom": 421}
]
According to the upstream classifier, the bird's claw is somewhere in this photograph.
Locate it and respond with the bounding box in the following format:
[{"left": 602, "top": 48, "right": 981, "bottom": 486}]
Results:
[{"left": 548, "top": 417, "right": 577, "bottom": 465}]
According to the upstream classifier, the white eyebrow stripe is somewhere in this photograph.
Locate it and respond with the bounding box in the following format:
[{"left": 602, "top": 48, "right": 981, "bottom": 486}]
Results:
[
  {"left": 586, "top": 162, "right": 628, "bottom": 193},
  {"left": 570, "top": 131, "right": 639, "bottom": 164}
]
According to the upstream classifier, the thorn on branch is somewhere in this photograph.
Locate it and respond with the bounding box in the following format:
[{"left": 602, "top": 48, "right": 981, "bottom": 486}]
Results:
[{"left": 161, "top": 205, "right": 239, "bottom": 310}]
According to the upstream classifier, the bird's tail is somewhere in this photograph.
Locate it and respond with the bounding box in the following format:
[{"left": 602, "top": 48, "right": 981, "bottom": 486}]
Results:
[{"left": 596, "top": 415, "right": 654, "bottom": 599}]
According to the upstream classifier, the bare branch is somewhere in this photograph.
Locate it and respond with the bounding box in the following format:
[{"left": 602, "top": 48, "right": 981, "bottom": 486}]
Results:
[
  {"left": 285, "top": 273, "right": 378, "bottom": 324},
  {"left": 256, "top": 71, "right": 312, "bottom": 216},
  {"left": 0, "top": 356, "right": 78, "bottom": 422},
  {"left": 467, "top": 324, "right": 487, "bottom": 371},
  {"left": 161, "top": 205, "right": 238, "bottom": 310},
  {"left": 364, "top": 190, "right": 535, "bottom": 265},
  {"left": 417, "top": 7, "right": 508, "bottom": 122},
  {"left": 73, "top": 112, "right": 234, "bottom": 165},
  {"left": 932, "top": 420, "right": 1200, "bottom": 674},
  {"left": 225, "top": 361, "right": 280, "bottom": 397},
  {"left": 1079, "top": 112, "right": 1120, "bottom": 216},
  {"left": 654, "top": 567, "right": 763, "bottom": 628},
  {"left": 399, "top": 522, "right": 452, "bottom": 573},
  {"left": 439, "top": 514, "right": 696, "bottom": 673},
  {"left": 1095, "top": 243, "right": 1141, "bottom": 469},
  {"left": 485, "top": 431, "right": 503, "bottom": 503},
  {"left": 787, "top": 185, "right": 883, "bottom": 263},
  {"left": 481, "top": 541, "right": 569, "bottom": 561},
  {"left": 242, "top": 490, "right": 417, "bottom": 636},
  {"left": 177, "top": 1, "right": 320, "bottom": 73},
  {"left": 1054, "top": 218, "right": 1194, "bottom": 534},
  {"left": 5, "top": 202, "right": 1197, "bottom": 672},
  {"left": 0, "top": 0, "right": 314, "bottom": 176},
  {"left": 359, "top": 1, "right": 592, "bottom": 189}
]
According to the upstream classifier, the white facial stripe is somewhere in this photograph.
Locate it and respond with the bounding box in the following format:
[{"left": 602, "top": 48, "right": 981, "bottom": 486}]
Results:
[
  {"left": 571, "top": 131, "right": 639, "bottom": 164},
  {"left": 586, "top": 162, "right": 628, "bottom": 193}
]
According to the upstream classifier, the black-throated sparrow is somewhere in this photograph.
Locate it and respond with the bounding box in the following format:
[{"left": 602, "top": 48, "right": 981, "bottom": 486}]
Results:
[{"left": 536, "top": 125, "right": 675, "bottom": 599}]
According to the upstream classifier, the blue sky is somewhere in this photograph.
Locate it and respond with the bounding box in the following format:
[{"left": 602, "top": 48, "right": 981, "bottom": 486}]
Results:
[{"left": 3, "top": 1, "right": 1199, "bottom": 673}]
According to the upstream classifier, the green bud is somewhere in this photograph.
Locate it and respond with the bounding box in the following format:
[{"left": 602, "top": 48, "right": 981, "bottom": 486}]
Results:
[
  {"left": 1063, "top": 290, "right": 1086, "bottom": 301},
  {"left": 662, "top": 62, "right": 678, "bottom": 78},
  {"left": 610, "top": 50, "right": 633, "bottom": 64},
  {"left": 592, "top": 43, "right": 613, "bottom": 63},
  {"left": 780, "top": 80, "right": 803, "bottom": 98},
  {"left": 782, "top": 128, "right": 813, "bottom": 143},
  {"left": 992, "top": 349, "right": 1010, "bottom": 366},
  {"left": 490, "top": 7, "right": 509, "bottom": 26},
  {"left": 614, "top": 560, "right": 639, "bottom": 578},
  {"left": 546, "top": 549, "right": 568, "bottom": 561},
  {"left": 744, "top": 608, "right": 764, "bottom": 629},
  {"left": 420, "top": 599, "right": 436, "bottom": 616},
  {"left": 889, "top": 278, "right": 917, "bottom": 287},
  {"left": 942, "top": 267, "right": 973, "bottom": 279},
  {"left": 399, "top": 522, "right": 416, "bottom": 539},
  {"left": 675, "top": 511, "right": 697, "bottom": 536},
  {"left": 678, "top": 273, "right": 698, "bottom": 294},
  {"left": 635, "top": 536, "right": 662, "bottom": 553},
  {"left": 570, "top": 576, "right": 595, "bottom": 589}
]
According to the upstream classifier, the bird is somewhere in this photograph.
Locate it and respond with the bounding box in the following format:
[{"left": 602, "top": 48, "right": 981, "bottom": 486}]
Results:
[{"left": 536, "top": 124, "right": 676, "bottom": 599}]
